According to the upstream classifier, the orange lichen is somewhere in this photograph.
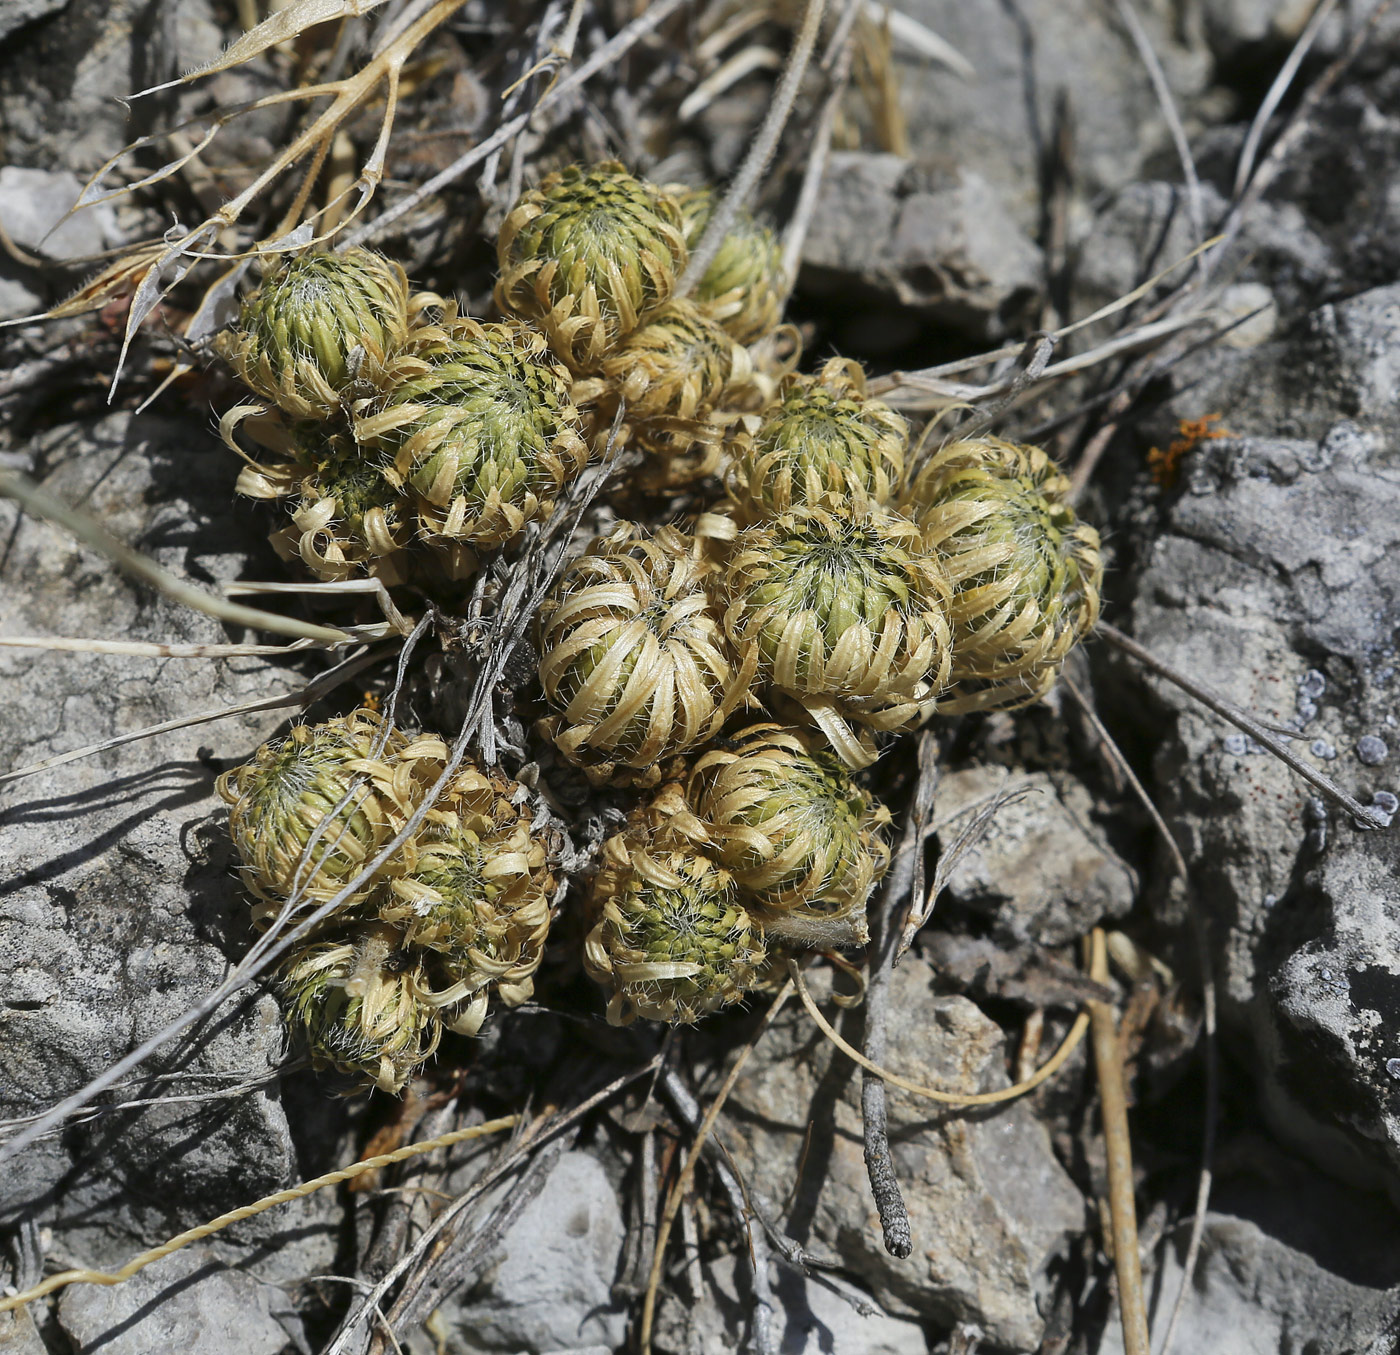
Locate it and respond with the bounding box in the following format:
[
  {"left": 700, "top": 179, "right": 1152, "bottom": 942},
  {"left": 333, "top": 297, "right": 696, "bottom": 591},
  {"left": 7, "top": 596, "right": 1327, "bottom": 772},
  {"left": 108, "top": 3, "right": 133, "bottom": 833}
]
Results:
[{"left": 1147, "top": 414, "right": 1234, "bottom": 487}]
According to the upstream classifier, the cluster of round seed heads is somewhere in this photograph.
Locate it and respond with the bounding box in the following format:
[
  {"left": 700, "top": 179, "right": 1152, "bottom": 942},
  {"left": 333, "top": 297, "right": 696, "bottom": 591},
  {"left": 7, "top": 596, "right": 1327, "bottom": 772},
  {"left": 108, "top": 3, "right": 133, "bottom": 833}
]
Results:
[
  {"left": 218, "top": 713, "right": 554, "bottom": 1090},
  {"left": 901, "top": 436, "right": 1103, "bottom": 712},
  {"left": 584, "top": 824, "right": 766, "bottom": 1025},
  {"left": 725, "top": 358, "right": 907, "bottom": 523},
  {"left": 536, "top": 523, "right": 756, "bottom": 783}
]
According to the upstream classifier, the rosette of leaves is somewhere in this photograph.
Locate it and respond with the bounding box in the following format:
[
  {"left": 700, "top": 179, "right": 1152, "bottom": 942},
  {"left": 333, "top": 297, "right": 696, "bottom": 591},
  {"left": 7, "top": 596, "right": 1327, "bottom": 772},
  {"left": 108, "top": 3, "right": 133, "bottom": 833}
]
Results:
[
  {"left": 495, "top": 161, "right": 688, "bottom": 371},
  {"left": 216, "top": 709, "right": 432, "bottom": 921},
  {"left": 233, "top": 429, "right": 414, "bottom": 584},
  {"left": 218, "top": 249, "right": 413, "bottom": 420},
  {"left": 583, "top": 825, "right": 765, "bottom": 1024},
  {"left": 279, "top": 921, "right": 439, "bottom": 1094},
  {"left": 688, "top": 723, "right": 891, "bottom": 946},
  {"left": 669, "top": 184, "right": 787, "bottom": 344},
  {"left": 591, "top": 298, "right": 754, "bottom": 489},
  {"left": 354, "top": 319, "right": 588, "bottom": 551},
  {"left": 719, "top": 504, "right": 953, "bottom": 766},
  {"left": 725, "top": 358, "right": 907, "bottom": 523},
  {"left": 537, "top": 522, "right": 756, "bottom": 782},
  {"left": 901, "top": 436, "right": 1103, "bottom": 711},
  {"left": 378, "top": 767, "right": 554, "bottom": 1037}
]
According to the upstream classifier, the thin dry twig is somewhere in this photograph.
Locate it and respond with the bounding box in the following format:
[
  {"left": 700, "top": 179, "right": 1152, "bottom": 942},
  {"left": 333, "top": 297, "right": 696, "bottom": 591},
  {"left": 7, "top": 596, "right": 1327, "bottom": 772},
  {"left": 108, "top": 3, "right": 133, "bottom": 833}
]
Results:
[
  {"left": 681, "top": 0, "right": 827, "bottom": 293},
  {"left": 640, "top": 981, "right": 795, "bottom": 1355},
  {"left": 1086, "top": 926, "right": 1149, "bottom": 1355},
  {"left": 0, "top": 1116, "right": 519, "bottom": 1314},
  {"left": 861, "top": 729, "right": 938, "bottom": 1259},
  {"left": 344, "top": 0, "right": 692, "bottom": 247},
  {"left": 1098, "top": 622, "right": 1389, "bottom": 829},
  {"left": 0, "top": 470, "right": 351, "bottom": 645}
]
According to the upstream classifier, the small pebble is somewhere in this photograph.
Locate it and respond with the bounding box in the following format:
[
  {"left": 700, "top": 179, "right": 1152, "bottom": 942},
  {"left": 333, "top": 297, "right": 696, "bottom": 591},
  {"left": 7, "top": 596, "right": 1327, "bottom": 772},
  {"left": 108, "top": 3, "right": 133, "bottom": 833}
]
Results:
[
  {"left": 1387, "top": 1058, "right": 1400, "bottom": 1081},
  {"left": 1223, "top": 733, "right": 1249, "bottom": 756},
  {"left": 1299, "top": 669, "right": 1327, "bottom": 700},
  {"left": 1370, "top": 791, "right": 1399, "bottom": 828},
  {"left": 1357, "top": 736, "right": 1389, "bottom": 766},
  {"left": 1311, "top": 739, "right": 1338, "bottom": 760},
  {"left": 1263, "top": 893, "right": 1277, "bottom": 909}
]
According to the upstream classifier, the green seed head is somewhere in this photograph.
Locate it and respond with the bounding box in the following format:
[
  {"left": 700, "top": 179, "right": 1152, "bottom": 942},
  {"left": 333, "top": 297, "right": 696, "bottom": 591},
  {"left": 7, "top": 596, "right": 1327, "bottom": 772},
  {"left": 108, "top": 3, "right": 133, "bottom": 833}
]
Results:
[
  {"left": 355, "top": 319, "right": 587, "bottom": 549},
  {"left": 220, "top": 249, "right": 411, "bottom": 419},
  {"left": 726, "top": 358, "right": 908, "bottom": 523},
  {"left": 720, "top": 505, "right": 952, "bottom": 760},
  {"left": 495, "top": 162, "right": 688, "bottom": 370},
  {"left": 688, "top": 723, "right": 890, "bottom": 941},
  {"left": 537, "top": 523, "right": 754, "bottom": 776},
  {"left": 670, "top": 185, "right": 787, "bottom": 345},
  {"left": 216, "top": 709, "right": 415, "bottom": 914},
  {"left": 584, "top": 831, "right": 765, "bottom": 1025},
  {"left": 900, "top": 437, "right": 1103, "bottom": 712},
  {"left": 280, "top": 923, "right": 439, "bottom": 1094}
]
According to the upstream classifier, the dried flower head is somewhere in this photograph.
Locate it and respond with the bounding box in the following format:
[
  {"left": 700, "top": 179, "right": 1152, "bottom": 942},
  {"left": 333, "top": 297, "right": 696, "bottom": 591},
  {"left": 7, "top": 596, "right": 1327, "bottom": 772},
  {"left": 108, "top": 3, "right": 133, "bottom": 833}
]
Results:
[
  {"left": 688, "top": 723, "right": 891, "bottom": 945},
  {"left": 219, "top": 249, "right": 412, "bottom": 420},
  {"left": 537, "top": 523, "right": 755, "bottom": 780},
  {"left": 215, "top": 709, "right": 426, "bottom": 919},
  {"left": 280, "top": 922, "right": 439, "bottom": 1094},
  {"left": 379, "top": 768, "right": 554, "bottom": 1036},
  {"left": 719, "top": 505, "right": 953, "bottom": 766},
  {"left": 670, "top": 185, "right": 787, "bottom": 344},
  {"left": 901, "top": 437, "right": 1103, "bottom": 711},
  {"left": 726, "top": 358, "right": 907, "bottom": 523},
  {"left": 355, "top": 319, "right": 588, "bottom": 550},
  {"left": 495, "top": 162, "right": 688, "bottom": 370},
  {"left": 584, "top": 828, "right": 765, "bottom": 1024}
]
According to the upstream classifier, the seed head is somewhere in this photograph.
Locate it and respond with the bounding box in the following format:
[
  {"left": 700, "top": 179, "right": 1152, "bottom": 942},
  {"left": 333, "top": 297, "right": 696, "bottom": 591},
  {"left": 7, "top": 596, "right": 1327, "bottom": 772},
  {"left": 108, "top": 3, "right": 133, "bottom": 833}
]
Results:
[
  {"left": 379, "top": 769, "right": 554, "bottom": 1036},
  {"left": 219, "top": 249, "right": 412, "bottom": 420},
  {"left": 537, "top": 523, "right": 755, "bottom": 781},
  {"left": 726, "top": 358, "right": 907, "bottom": 523},
  {"left": 688, "top": 723, "right": 890, "bottom": 944},
  {"left": 216, "top": 709, "right": 421, "bottom": 917},
  {"left": 495, "top": 162, "right": 688, "bottom": 370},
  {"left": 901, "top": 437, "right": 1103, "bottom": 711},
  {"left": 670, "top": 185, "right": 787, "bottom": 344},
  {"left": 280, "top": 922, "right": 439, "bottom": 1094},
  {"left": 355, "top": 319, "right": 588, "bottom": 550},
  {"left": 584, "top": 828, "right": 765, "bottom": 1024},
  {"left": 719, "top": 505, "right": 953, "bottom": 764}
]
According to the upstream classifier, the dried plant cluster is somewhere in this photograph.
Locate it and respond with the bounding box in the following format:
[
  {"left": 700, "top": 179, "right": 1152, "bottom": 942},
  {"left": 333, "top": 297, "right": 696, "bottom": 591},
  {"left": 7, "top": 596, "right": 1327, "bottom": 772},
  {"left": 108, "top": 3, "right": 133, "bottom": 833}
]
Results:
[
  {"left": 210, "top": 161, "right": 1102, "bottom": 1060},
  {"left": 216, "top": 709, "right": 553, "bottom": 1091}
]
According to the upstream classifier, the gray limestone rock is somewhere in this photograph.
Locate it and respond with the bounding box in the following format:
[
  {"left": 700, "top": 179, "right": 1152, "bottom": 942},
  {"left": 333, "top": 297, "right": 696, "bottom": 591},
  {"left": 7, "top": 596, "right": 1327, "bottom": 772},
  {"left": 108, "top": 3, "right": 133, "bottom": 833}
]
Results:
[
  {"left": 1122, "top": 283, "right": 1400, "bottom": 1199},
  {"left": 450, "top": 1150, "right": 628, "bottom": 1354},
  {"left": 935, "top": 767, "right": 1137, "bottom": 948},
  {"left": 801, "top": 153, "right": 1043, "bottom": 339},
  {"left": 0, "top": 0, "right": 71, "bottom": 44},
  {"left": 0, "top": 411, "right": 336, "bottom": 1274},
  {"left": 655, "top": 1253, "right": 930, "bottom": 1355},
  {"left": 0, "top": 166, "right": 116, "bottom": 260},
  {"left": 722, "top": 961, "right": 1084, "bottom": 1351},
  {"left": 57, "top": 1246, "right": 300, "bottom": 1355}
]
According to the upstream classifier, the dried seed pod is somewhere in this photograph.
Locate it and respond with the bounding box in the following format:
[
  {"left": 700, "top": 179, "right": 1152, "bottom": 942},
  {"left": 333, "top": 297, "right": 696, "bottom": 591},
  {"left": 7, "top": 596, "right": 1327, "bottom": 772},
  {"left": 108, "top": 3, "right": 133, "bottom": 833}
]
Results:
[
  {"left": 688, "top": 723, "right": 891, "bottom": 945},
  {"left": 901, "top": 437, "right": 1103, "bottom": 712},
  {"left": 719, "top": 505, "right": 953, "bottom": 766},
  {"left": 584, "top": 828, "right": 765, "bottom": 1024},
  {"left": 537, "top": 523, "right": 755, "bottom": 781},
  {"left": 215, "top": 709, "right": 425, "bottom": 918},
  {"left": 355, "top": 319, "right": 588, "bottom": 550},
  {"left": 670, "top": 184, "right": 787, "bottom": 344},
  {"left": 726, "top": 358, "right": 907, "bottom": 523},
  {"left": 218, "top": 249, "right": 412, "bottom": 420},
  {"left": 495, "top": 162, "right": 688, "bottom": 370},
  {"left": 378, "top": 769, "right": 554, "bottom": 1036},
  {"left": 280, "top": 922, "right": 439, "bottom": 1094}
]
